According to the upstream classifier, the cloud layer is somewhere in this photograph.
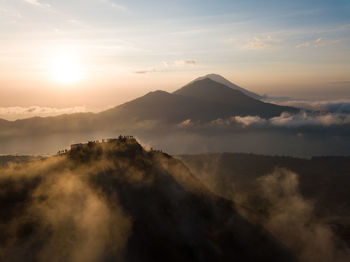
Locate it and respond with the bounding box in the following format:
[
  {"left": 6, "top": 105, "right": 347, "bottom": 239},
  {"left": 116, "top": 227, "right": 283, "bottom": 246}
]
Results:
[
  {"left": 200, "top": 111, "right": 350, "bottom": 128},
  {"left": 0, "top": 106, "right": 89, "bottom": 121}
]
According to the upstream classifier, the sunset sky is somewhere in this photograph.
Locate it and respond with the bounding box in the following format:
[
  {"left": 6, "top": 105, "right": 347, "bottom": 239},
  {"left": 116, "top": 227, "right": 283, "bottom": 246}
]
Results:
[{"left": 1, "top": 0, "right": 350, "bottom": 113}]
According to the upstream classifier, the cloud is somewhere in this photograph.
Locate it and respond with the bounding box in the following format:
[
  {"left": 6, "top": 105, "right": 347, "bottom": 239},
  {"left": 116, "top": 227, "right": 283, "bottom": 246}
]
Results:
[
  {"left": 296, "top": 38, "right": 322, "bottom": 48},
  {"left": 315, "top": 37, "right": 322, "bottom": 43},
  {"left": 174, "top": 60, "right": 197, "bottom": 66},
  {"left": 133, "top": 68, "right": 156, "bottom": 74},
  {"left": 24, "top": 0, "right": 41, "bottom": 6},
  {"left": 296, "top": 37, "right": 341, "bottom": 48},
  {"left": 269, "top": 112, "right": 350, "bottom": 127},
  {"left": 216, "top": 115, "right": 266, "bottom": 127},
  {"left": 23, "top": 0, "right": 50, "bottom": 8},
  {"left": 205, "top": 111, "right": 350, "bottom": 129},
  {"left": 268, "top": 99, "right": 350, "bottom": 114},
  {"left": 0, "top": 106, "right": 89, "bottom": 121},
  {"left": 340, "top": 24, "right": 350, "bottom": 30},
  {"left": 317, "top": 39, "right": 342, "bottom": 47},
  {"left": 242, "top": 37, "right": 268, "bottom": 50},
  {"left": 178, "top": 119, "right": 193, "bottom": 127},
  {"left": 133, "top": 59, "right": 197, "bottom": 74},
  {"left": 100, "top": 0, "right": 127, "bottom": 11},
  {"left": 296, "top": 41, "right": 311, "bottom": 48},
  {"left": 242, "top": 35, "right": 282, "bottom": 50}
]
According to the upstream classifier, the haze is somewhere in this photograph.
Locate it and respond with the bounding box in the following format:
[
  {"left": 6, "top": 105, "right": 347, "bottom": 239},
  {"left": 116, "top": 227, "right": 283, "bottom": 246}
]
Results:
[{"left": 1, "top": 0, "right": 350, "bottom": 117}]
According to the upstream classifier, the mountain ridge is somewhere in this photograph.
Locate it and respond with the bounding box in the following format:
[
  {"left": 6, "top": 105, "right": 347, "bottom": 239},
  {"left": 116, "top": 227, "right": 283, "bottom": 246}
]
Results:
[{"left": 0, "top": 138, "right": 297, "bottom": 262}]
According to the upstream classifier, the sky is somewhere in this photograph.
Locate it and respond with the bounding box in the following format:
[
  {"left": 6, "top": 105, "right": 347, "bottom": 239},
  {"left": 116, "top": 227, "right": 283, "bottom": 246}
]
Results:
[{"left": 0, "top": 0, "right": 350, "bottom": 115}]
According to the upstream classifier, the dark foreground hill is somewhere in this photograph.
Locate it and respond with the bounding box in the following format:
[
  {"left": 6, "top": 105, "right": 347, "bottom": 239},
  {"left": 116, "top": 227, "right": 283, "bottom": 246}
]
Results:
[{"left": 0, "top": 137, "right": 296, "bottom": 262}]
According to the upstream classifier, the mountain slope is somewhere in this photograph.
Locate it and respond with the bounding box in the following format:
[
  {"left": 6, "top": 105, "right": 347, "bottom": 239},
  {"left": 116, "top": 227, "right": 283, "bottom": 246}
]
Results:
[
  {"left": 173, "top": 78, "right": 297, "bottom": 118},
  {"left": 190, "top": 73, "right": 262, "bottom": 99},
  {"left": 0, "top": 138, "right": 296, "bottom": 262},
  {"left": 100, "top": 78, "right": 297, "bottom": 123}
]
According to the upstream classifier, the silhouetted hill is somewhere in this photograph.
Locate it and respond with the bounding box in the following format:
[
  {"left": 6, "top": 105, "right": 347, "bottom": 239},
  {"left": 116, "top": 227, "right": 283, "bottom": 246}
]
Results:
[
  {"left": 99, "top": 90, "right": 223, "bottom": 123},
  {"left": 0, "top": 138, "right": 296, "bottom": 262},
  {"left": 101, "top": 78, "right": 297, "bottom": 123},
  {"left": 189, "top": 73, "right": 262, "bottom": 99},
  {"left": 174, "top": 78, "right": 297, "bottom": 117},
  {"left": 0, "top": 77, "right": 298, "bottom": 137}
]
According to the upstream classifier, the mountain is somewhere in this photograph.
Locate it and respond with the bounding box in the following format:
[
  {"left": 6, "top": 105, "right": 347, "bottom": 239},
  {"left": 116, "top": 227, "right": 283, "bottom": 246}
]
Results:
[
  {"left": 0, "top": 138, "right": 296, "bottom": 262},
  {"left": 0, "top": 75, "right": 299, "bottom": 154},
  {"left": 173, "top": 78, "right": 297, "bottom": 117},
  {"left": 190, "top": 73, "right": 262, "bottom": 99},
  {"left": 101, "top": 78, "right": 297, "bottom": 123},
  {"left": 0, "top": 77, "right": 297, "bottom": 132}
]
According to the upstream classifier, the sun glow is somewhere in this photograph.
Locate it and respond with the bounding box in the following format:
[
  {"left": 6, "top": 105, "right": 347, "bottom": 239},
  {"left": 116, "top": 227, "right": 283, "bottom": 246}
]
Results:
[{"left": 51, "top": 52, "right": 83, "bottom": 84}]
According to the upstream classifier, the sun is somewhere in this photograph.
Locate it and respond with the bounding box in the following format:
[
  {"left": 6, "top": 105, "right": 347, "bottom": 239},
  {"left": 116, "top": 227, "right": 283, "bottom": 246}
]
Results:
[{"left": 51, "top": 52, "right": 83, "bottom": 84}]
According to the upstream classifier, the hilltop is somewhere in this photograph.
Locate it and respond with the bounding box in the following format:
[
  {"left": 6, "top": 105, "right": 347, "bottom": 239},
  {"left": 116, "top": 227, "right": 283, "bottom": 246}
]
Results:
[{"left": 0, "top": 136, "right": 296, "bottom": 262}]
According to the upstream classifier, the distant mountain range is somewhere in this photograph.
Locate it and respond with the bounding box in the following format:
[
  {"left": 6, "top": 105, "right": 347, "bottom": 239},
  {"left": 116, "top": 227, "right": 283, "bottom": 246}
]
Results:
[
  {"left": 0, "top": 74, "right": 305, "bottom": 155},
  {"left": 0, "top": 75, "right": 298, "bottom": 134},
  {"left": 100, "top": 77, "right": 297, "bottom": 124}
]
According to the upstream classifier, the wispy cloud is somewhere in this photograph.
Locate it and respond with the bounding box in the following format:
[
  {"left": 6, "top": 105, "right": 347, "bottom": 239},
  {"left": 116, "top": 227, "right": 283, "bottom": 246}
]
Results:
[
  {"left": 242, "top": 36, "right": 283, "bottom": 50},
  {"left": 295, "top": 41, "right": 310, "bottom": 48},
  {"left": 242, "top": 37, "right": 268, "bottom": 50},
  {"left": 100, "top": 0, "right": 127, "bottom": 12},
  {"left": 174, "top": 60, "right": 197, "bottom": 66},
  {"left": 134, "top": 59, "right": 197, "bottom": 74},
  {"left": 340, "top": 24, "right": 350, "bottom": 30},
  {"left": 23, "top": 0, "right": 50, "bottom": 8},
  {"left": 314, "top": 37, "right": 322, "bottom": 43},
  {"left": 24, "top": 0, "right": 41, "bottom": 6},
  {"left": 317, "top": 39, "right": 342, "bottom": 47},
  {"left": 296, "top": 38, "right": 321, "bottom": 48},
  {"left": 295, "top": 37, "right": 341, "bottom": 48},
  {"left": 134, "top": 68, "right": 156, "bottom": 74}
]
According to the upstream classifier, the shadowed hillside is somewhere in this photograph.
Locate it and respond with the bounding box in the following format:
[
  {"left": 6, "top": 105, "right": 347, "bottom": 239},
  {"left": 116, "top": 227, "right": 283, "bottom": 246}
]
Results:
[
  {"left": 0, "top": 137, "right": 296, "bottom": 262},
  {"left": 188, "top": 74, "right": 263, "bottom": 99},
  {"left": 178, "top": 153, "right": 350, "bottom": 262},
  {"left": 106, "top": 78, "right": 297, "bottom": 122}
]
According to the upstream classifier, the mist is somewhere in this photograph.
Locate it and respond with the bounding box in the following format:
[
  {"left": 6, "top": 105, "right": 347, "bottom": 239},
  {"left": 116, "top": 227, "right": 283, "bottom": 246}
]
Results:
[
  {"left": 0, "top": 151, "right": 131, "bottom": 262},
  {"left": 175, "top": 159, "right": 350, "bottom": 262},
  {"left": 256, "top": 169, "right": 349, "bottom": 262}
]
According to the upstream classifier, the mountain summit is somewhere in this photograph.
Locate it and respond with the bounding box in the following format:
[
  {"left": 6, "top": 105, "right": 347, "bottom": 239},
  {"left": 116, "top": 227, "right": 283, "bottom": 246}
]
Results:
[{"left": 189, "top": 74, "right": 262, "bottom": 99}]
